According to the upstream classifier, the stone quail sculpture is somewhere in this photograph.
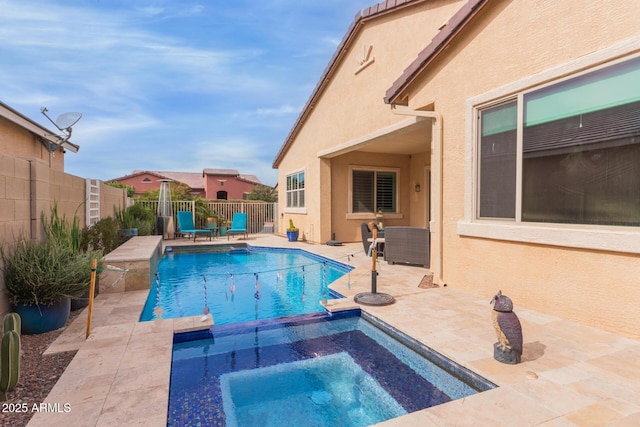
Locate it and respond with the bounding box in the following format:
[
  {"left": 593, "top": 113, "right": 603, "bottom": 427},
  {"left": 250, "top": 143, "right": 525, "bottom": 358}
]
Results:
[{"left": 491, "top": 290, "right": 523, "bottom": 364}]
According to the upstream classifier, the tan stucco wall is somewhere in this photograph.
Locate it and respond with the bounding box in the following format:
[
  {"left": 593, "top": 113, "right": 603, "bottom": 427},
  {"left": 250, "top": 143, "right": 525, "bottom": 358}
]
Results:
[
  {"left": 0, "top": 116, "right": 65, "bottom": 171},
  {"left": 277, "top": 0, "right": 462, "bottom": 243},
  {"left": 401, "top": 0, "right": 640, "bottom": 338},
  {"left": 101, "top": 181, "right": 127, "bottom": 219}
]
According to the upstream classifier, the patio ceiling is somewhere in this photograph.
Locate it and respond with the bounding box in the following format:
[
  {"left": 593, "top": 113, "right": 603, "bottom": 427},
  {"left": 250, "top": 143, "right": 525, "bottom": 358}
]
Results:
[{"left": 317, "top": 116, "right": 432, "bottom": 159}]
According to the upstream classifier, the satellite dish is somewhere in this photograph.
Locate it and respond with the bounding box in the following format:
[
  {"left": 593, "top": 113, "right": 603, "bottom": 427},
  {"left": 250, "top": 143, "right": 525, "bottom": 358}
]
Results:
[
  {"left": 40, "top": 107, "right": 83, "bottom": 163},
  {"left": 40, "top": 107, "right": 82, "bottom": 134},
  {"left": 55, "top": 112, "right": 82, "bottom": 130}
]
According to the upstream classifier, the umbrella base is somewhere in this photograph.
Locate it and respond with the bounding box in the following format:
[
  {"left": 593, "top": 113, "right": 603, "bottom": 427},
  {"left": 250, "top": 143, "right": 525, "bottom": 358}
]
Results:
[{"left": 354, "top": 292, "right": 395, "bottom": 306}]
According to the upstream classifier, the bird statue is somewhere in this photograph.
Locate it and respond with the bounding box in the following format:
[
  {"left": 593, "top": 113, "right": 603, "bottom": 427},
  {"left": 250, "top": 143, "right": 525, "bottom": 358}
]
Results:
[{"left": 490, "top": 290, "right": 523, "bottom": 364}]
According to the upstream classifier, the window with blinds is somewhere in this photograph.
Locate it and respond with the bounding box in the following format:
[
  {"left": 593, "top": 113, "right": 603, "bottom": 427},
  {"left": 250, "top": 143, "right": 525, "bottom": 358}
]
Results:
[
  {"left": 352, "top": 169, "right": 397, "bottom": 213},
  {"left": 477, "top": 55, "right": 640, "bottom": 226},
  {"left": 286, "top": 171, "right": 305, "bottom": 208}
]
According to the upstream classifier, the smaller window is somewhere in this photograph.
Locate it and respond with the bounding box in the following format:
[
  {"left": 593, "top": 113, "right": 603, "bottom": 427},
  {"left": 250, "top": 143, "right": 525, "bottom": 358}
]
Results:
[
  {"left": 142, "top": 178, "right": 152, "bottom": 183},
  {"left": 351, "top": 168, "right": 397, "bottom": 213},
  {"left": 286, "top": 171, "right": 305, "bottom": 208}
]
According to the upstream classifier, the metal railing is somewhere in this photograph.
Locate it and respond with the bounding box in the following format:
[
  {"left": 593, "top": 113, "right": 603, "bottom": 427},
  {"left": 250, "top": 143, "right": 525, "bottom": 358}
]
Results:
[{"left": 135, "top": 200, "right": 278, "bottom": 234}]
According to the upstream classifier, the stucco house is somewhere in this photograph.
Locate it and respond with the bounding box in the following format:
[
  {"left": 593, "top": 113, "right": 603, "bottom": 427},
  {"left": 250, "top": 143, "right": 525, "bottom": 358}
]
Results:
[
  {"left": 273, "top": 0, "right": 640, "bottom": 339},
  {"left": 110, "top": 169, "right": 262, "bottom": 200}
]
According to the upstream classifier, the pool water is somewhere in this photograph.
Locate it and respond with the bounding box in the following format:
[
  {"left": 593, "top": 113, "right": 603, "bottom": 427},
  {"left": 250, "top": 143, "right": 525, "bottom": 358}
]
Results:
[
  {"left": 139, "top": 246, "right": 352, "bottom": 323},
  {"left": 169, "top": 311, "right": 495, "bottom": 426}
]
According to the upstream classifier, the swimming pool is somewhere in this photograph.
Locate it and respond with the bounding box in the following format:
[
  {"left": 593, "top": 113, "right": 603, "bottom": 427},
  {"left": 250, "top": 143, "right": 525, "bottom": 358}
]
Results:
[
  {"left": 139, "top": 245, "right": 352, "bottom": 323},
  {"left": 169, "top": 310, "right": 496, "bottom": 426}
]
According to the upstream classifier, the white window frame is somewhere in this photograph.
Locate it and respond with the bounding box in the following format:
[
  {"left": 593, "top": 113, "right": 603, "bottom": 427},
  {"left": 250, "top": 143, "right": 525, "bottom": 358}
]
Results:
[
  {"left": 459, "top": 39, "right": 640, "bottom": 254},
  {"left": 284, "top": 168, "right": 306, "bottom": 214},
  {"left": 346, "top": 165, "right": 402, "bottom": 220}
]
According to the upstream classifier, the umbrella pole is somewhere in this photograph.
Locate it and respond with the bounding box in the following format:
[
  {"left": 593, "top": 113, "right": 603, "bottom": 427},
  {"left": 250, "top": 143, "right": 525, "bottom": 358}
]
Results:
[
  {"left": 354, "top": 225, "right": 394, "bottom": 306},
  {"left": 371, "top": 227, "right": 378, "bottom": 293}
]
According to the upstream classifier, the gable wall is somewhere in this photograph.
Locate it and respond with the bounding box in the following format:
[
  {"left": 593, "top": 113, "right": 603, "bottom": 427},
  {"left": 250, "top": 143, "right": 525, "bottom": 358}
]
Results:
[{"left": 278, "top": 0, "right": 464, "bottom": 242}]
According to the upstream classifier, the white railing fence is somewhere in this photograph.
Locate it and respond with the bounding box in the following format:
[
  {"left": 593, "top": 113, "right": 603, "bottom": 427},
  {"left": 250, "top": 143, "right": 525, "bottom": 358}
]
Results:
[{"left": 135, "top": 200, "right": 278, "bottom": 234}]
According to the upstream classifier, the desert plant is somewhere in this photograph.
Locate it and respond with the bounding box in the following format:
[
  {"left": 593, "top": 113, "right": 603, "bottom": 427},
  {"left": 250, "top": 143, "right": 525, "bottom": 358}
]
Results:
[
  {"left": 127, "top": 203, "right": 155, "bottom": 223},
  {"left": 1, "top": 238, "right": 101, "bottom": 307},
  {"left": 127, "top": 203, "right": 155, "bottom": 236},
  {"left": 131, "top": 218, "right": 152, "bottom": 236},
  {"left": 80, "top": 217, "right": 119, "bottom": 254},
  {"left": 41, "top": 203, "right": 81, "bottom": 253},
  {"left": 287, "top": 219, "right": 299, "bottom": 232},
  {"left": 0, "top": 313, "right": 20, "bottom": 402},
  {"left": 114, "top": 206, "right": 134, "bottom": 230},
  {"left": 194, "top": 197, "right": 214, "bottom": 227}
]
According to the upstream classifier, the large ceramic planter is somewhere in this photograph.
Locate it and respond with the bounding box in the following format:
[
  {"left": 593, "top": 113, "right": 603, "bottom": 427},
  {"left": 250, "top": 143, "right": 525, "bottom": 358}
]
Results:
[
  {"left": 71, "top": 279, "right": 99, "bottom": 311},
  {"left": 14, "top": 297, "right": 71, "bottom": 335},
  {"left": 287, "top": 230, "right": 299, "bottom": 242}
]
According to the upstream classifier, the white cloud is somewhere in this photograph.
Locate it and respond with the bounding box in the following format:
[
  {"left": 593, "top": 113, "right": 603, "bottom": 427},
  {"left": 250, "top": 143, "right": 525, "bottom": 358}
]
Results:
[{"left": 2, "top": 0, "right": 373, "bottom": 185}]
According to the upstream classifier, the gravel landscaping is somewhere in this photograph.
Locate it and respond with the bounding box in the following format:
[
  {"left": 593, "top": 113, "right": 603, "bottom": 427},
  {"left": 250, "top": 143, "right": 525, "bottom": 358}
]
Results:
[{"left": 0, "top": 311, "right": 80, "bottom": 427}]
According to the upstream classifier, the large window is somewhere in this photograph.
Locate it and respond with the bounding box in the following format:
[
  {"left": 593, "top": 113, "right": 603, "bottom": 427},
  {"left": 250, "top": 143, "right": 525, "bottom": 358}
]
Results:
[
  {"left": 477, "top": 56, "right": 640, "bottom": 227},
  {"left": 286, "top": 171, "right": 305, "bottom": 208},
  {"left": 352, "top": 169, "right": 397, "bottom": 213}
]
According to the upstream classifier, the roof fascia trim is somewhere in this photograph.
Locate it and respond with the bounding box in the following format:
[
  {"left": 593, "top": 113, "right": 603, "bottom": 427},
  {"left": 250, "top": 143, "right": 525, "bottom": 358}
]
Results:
[{"left": 384, "top": 0, "right": 489, "bottom": 105}]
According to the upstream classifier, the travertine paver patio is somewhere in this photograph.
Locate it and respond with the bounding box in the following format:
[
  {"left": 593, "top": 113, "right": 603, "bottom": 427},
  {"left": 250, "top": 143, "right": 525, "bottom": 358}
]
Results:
[{"left": 28, "top": 234, "right": 640, "bottom": 426}]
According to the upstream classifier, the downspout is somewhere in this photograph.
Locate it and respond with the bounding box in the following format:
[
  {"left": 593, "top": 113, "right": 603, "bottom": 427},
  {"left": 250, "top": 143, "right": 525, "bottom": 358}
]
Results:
[{"left": 390, "top": 105, "right": 445, "bottom": 286}]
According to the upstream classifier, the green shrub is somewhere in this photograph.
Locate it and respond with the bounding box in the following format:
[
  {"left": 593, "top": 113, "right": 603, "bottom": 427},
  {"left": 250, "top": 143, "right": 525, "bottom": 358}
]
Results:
[
  {"left": 116, "top": 204, "right": 155, "bottom": 236},
  {"left": 131, "top": 218, "right": 152, "bottom": 236},
  {"left": 127, "top": 203, "right": 155, "bottom": 223},
  {"left": 80, "top": 217, "right": 119, "bottom": 254},
  {"left": 1, "top": 239, "right": 101, "bottom": 306}
]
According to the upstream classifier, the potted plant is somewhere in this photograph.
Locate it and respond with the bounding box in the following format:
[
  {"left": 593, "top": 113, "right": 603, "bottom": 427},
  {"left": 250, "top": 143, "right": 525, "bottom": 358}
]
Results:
[
  {"left": 219, "top": 216, "right": 229, "bottom": 237},
  {"left": 1, "top": 238, "right": 100, "bottom": 334},
  {"left": 286, "top": 219, "right": 299, "bottom": 242},
  {"left": 115, "top": 206, "right": 137, "bottom": 240}
]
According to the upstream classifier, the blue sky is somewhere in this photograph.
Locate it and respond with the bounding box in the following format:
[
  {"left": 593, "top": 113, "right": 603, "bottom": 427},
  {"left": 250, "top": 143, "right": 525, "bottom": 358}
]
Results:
[{"left": 1, "top": 0, "right": 375, "bottom": 185}]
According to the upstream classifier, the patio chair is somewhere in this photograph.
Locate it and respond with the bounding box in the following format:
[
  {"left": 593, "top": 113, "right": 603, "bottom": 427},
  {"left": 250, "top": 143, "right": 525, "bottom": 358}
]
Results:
[
  {"left": 227, "top": 212, "right": 248, "bottom": 240},
  {"left": 176, "top": 211, "right": 212, "bottom": 242}
]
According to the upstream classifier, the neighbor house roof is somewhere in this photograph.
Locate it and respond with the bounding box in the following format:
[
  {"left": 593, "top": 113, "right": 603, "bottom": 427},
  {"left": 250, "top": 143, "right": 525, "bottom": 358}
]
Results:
[
  {"left": 202, "top": 168, "right": 240, "bottom": 176},
  {"left": 0, "top": 100, "right": 80, "bottom": 153},
  {"left": 384, "top": 0, "right": 489, "bottom": 104},
  {"left": 238, "top": 174, "right": 262, "bottom": 185},
  {"left": 155, "top": 171, "right": 204, "bottom": 190},
  {"left": 202, "top": 169, "right": 262, "bottom": 184},
  {"left": 110, "top": 169, "right": 263, "bottom": 190},
  {"left": 272, "top": 0, "right": 428, "bottom": 169},
  {"left": 108, "top": 170, "right": 204, "bottom": 191}
]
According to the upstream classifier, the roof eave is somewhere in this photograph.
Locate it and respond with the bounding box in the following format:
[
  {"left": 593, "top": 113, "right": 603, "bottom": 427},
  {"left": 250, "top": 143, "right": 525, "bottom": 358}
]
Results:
[{"left": 384, "top": 0, "right": 489, "bottom": 105}]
